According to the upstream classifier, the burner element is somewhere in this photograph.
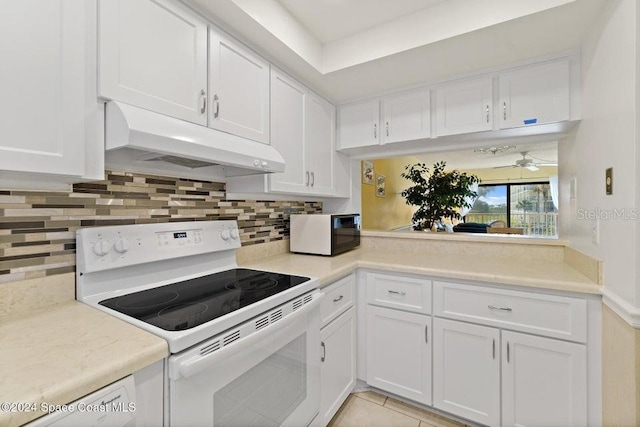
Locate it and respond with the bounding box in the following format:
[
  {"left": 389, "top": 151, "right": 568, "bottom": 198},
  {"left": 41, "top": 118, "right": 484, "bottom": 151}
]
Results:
[
  {"left": 116, "top": 290, "right": 179, "bottom": 309},
  {"left": 225, "top": 278, "right": 278, "bottom": 292}
]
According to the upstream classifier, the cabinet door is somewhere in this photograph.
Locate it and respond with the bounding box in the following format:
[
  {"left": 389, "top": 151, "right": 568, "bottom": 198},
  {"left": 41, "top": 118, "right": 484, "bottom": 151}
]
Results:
[
  {"left": 0, "top": 0, "right": 87, "bottom": 176},
  {"left": 268, "top": 70, "right": 308, "bottom": 193},
  {"left": 320, "top": 307, "right": 356, "bottom": 426},
  {"left": 337, "top": 100, "right": 380, "bottom": 149},
  {"left": 366, "top": 306, "right": 431, "bottom": 405},
  {"left": 435, "top": 77, "right": 493, "bottom": 136},
  {"left": 499, "top": 60, "right": 570, "bottom": 129},
  {"left": 433, "top": 318, "right": 500, "bottom": 427},
  {"left": 307, "top": 93, "right": 335, "bottom": 195},
  {"left": 382, "top": 90, "right": 431, "bottom": 144},
  {"left": 209, "top": 28, "right": 270, "bottom": 143},
  {"left": 502, "top": 331, "right": 587, "bottom": 427},
  {"left": 99, "top": 0, "right": 208, "bottom": 125}
]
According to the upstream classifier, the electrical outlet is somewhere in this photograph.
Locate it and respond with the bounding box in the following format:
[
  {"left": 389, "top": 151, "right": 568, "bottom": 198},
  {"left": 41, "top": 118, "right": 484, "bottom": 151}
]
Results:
[{"left": 591, "top": 219, "right": 600, "bottom": 245}]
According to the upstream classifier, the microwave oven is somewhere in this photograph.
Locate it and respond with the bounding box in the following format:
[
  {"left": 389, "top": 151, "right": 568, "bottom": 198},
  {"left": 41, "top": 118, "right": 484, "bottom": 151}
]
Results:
[{"left": 289, "top": 214, "right": 361, "bottom": 256}]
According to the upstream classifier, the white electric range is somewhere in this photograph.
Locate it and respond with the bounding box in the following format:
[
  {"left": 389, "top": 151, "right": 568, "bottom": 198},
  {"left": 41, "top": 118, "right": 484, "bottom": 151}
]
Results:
[{"left": 76, "top": 220, "right": 323, "bottom": 427}]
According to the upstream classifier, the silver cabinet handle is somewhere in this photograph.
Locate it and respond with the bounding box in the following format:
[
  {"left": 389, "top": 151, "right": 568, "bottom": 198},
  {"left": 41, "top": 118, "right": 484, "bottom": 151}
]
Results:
[
  {"left": 388, "top": 290, "right": 406, "bottom": 296},
  {"left": 213, "top": 94, "right": 220, "bottom": 118},
  {"left": 373, "top": 123, "right": 377, "bottom": 138},
  {"left": 200, "top": 89, "right": 207, "bottom": 114},
  {"left": 492, "top": 338, "right": 496, "bottom": 359},
  {"left": 306, "top": 171, "right": 310, "bottom": 186},
  {"left": 488, "top": 305, "right": 512, "bottom": 312},
  {"left": 321, "top": 341, "right": 326, "bottom": 362},
  {"left": 503, "top": 101, "right": 507, "bottom": 120},
  {"left": 486, "top": 105, "right": 490, "bottom": 123},
  {"left": 386, "top": 121, "right": 389, "bottom": 137},
  {"left": 507, "top": 342, "right": 510, "bottom": 363},
  {"left": 310, "top": 172, "right": 315, "bottom": 187},
  {"left": 333, "top": 295, "right": 344, "bottom": 303},
  {"left": 425, "top": 324, "right": 428, "bottom": 344}
]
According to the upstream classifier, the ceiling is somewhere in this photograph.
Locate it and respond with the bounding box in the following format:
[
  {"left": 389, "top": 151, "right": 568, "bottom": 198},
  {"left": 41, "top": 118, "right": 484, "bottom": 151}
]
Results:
[
  {"left": 185, "top": 0, "right": 607, "bottom": 102},
  {"left": 416, "top": 141, "right": 558, "bottom": 171},
  {"left": 277, "top": 0, "right": 445, "bottom": 43}
]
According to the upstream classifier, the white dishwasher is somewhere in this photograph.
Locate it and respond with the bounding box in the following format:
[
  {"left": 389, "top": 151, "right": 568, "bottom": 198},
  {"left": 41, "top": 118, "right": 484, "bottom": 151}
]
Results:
[{"left": 26, "top": 376, "right": 136, "bottom": 427}]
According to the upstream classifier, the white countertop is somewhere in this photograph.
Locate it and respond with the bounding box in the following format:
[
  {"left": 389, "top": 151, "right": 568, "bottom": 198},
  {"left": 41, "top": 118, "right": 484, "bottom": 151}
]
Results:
[
  {"left": 0, "top": 302, "right": 168, "bottom": 427},
  {"left": 240, "top": 247, "right": 600, "bottom": 295}
]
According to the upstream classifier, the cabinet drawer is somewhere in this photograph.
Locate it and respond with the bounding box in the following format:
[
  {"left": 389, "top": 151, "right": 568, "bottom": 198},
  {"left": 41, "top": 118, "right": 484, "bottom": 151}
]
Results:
[
  {"left": 321, "top": 274, "right": 355, "bottom": 326},
  {"left": 433, "top": 281, "right": 587, "bottom": 342},
  {"left": 366, "top": 272, "right": 431, "bottom": 314}
]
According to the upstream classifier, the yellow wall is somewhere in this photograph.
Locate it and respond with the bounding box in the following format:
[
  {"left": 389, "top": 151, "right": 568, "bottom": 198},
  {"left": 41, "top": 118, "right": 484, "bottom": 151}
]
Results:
[
  {"left": 459, "top": 166, "right": 558, "bottom": 183},
  {"left": 361, "top": 157, "right": 419, "bottom": 230}
]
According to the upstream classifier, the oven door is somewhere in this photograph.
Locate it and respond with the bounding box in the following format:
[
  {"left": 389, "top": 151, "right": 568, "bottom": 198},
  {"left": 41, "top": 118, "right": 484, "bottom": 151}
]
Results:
[
  {"left": 168, "top": 293, "right": 322, "bottom": 427},
  {"left": 331, "top": 214, "right": 361, "bottom": 255}
]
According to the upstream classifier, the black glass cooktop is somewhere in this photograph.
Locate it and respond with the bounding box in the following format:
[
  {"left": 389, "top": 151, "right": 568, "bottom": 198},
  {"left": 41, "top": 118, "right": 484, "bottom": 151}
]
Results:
[{"left": 99, "top": 269, "right": 310, "bottom": 331}]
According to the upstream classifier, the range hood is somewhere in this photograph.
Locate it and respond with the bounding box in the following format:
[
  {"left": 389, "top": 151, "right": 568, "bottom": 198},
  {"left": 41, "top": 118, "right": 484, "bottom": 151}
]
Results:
[{"left": 105, "top": 101, "right": 285, "bottom": 180}]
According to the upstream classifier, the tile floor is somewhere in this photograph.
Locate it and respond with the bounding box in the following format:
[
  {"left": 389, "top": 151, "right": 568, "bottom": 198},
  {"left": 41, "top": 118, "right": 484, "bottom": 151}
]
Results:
[{"left": 328, "top": 391, "right": 469, "bottom": 427}]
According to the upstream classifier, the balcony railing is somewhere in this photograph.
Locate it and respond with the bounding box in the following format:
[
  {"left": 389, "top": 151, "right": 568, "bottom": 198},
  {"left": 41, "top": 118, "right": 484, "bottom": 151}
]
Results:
[{"left": 465, "top": 212, "right": 558, "bottom": 237}]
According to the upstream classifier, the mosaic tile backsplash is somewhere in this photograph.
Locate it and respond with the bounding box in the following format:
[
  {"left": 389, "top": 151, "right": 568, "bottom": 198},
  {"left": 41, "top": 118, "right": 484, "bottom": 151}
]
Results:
[{"left": 0, "top": 171, "right": 322, "bottom": 284}]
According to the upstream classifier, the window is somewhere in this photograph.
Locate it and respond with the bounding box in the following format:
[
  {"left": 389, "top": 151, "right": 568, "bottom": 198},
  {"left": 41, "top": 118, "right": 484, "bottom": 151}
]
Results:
[{"left": 466, "top": 182, "right": 557, "bottom": 236}]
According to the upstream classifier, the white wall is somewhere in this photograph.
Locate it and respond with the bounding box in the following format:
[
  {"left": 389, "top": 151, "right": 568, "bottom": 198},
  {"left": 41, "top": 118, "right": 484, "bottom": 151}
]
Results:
[{"left": 559, "top": 0, "right": 638, "bottom": 307}]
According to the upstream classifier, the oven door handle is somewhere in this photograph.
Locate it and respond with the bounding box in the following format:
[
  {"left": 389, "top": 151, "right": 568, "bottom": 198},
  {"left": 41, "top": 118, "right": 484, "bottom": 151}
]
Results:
[{"left": 170, "top": 292, "right": 324, "bottom": 381}]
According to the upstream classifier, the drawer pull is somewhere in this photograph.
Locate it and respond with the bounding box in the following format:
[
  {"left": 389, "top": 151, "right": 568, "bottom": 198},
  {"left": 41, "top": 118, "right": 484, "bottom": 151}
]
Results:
[
  {"left": 333, "top": 295, "right": 344, "bottom": 303},
  {"left": 492, "top": 339, "right": 496, "bottom": 359},
  {"left": 388, "top": 290, "right": 406, "bottom": 296},
  {"left": 488, "top": 305, "right": 512, "bottom": 312},
  {"left": 321, "top": 341, "right": 326, "bottom": 362},
  {"left": 507, "top": 342, "right": 510, "bottom": 363},
  {"left": 425, "top": 324, "right": 428, "bottom": 344}
]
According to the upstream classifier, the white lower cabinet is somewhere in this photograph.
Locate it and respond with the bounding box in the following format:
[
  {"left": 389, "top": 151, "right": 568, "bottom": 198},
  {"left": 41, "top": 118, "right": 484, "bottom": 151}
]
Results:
[
  {"left": 320, "top": 306, "right": 356, "bottom": 426},
  {"left": 359, "top": 272, "right": 596, "bottom": 427},
  {"left": 320, "top": 275, "right": 356, "bottom": 426},
  {"left": 433, "top": 318, "right": 500, "bottom": 427},
  {"left": 502, "top": 331, "right": 587, "bottom": 427},
  {"left": 366, "top": 305, "right": 432, "bottom": 405},
  {"left": 433, "top": 318, "right": 588, "bottom": 427}
]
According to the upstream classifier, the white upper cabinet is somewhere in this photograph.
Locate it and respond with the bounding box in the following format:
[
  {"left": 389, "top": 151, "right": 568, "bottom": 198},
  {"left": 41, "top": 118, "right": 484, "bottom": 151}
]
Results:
[
  {"left": 502, "top": 331, "right": 587, "bottom": 427},
  {"left": 338, "top": 100, "right": 380, "bottom": 149},
  {"left": 0, "top": 0, "right": 93, "bottom": 178},
  {"left": 307, "top": 93, "right": 336, "bottom": 195},
  {"left": 209, "top": 28, "right": 270, "bottom": 144},
  {"left": 499, "top": 59, "right": 570, "bottom": 129},
  {"left": 99, "top": 0, "right": 208, "bottom": 125},
  {"left": 268, "top": 69, "right": 308, "bottom": 193},
  {"left": 382, "top": 90, "right": 431, "bottom": 144},
  {"left": 435, "top": 76, "right": 493, "bottom": 136},
  {"left": 227, "top": 70, "right": 347, "bottom": 198}
]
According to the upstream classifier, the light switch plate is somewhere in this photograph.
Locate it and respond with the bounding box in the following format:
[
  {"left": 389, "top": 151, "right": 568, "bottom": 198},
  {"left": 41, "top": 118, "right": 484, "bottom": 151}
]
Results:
[{"left": 570, "top": 178, "right": 577, "bottom": 200}]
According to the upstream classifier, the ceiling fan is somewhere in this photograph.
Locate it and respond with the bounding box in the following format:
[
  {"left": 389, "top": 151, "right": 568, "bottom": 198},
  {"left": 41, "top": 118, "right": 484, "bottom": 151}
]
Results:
[{"left": 494, "top": 151, "right": 558, "bottom": 172}]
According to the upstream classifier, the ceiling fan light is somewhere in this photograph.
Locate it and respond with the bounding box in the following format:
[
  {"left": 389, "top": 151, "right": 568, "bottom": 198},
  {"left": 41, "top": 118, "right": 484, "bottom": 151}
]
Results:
[{"left": 526, "top": 165, "right": 539, "bottom": 172}]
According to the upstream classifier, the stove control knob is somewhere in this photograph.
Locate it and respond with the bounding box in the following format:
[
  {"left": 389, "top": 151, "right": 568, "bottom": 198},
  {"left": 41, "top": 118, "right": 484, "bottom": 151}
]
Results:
[
  {"left": 220, "top": 229, "right": 231, "bottom": 241},
  {"left": 253, "top": 159, "right": 261, "bottom": 167},
  {"left": 93, "top": 240, "right": 112, "bottom": 257},
  {"left": 230, "top": 229, "right": 239, "bottom": 239},
  {"left": 114, "top": 238, "right": 130, "bottom": 254}
]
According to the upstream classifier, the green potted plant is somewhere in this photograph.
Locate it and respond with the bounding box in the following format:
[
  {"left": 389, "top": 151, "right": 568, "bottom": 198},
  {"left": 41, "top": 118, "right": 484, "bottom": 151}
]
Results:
[{"left": 401, "top": 161, "right": 480, "bottom": 231}]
